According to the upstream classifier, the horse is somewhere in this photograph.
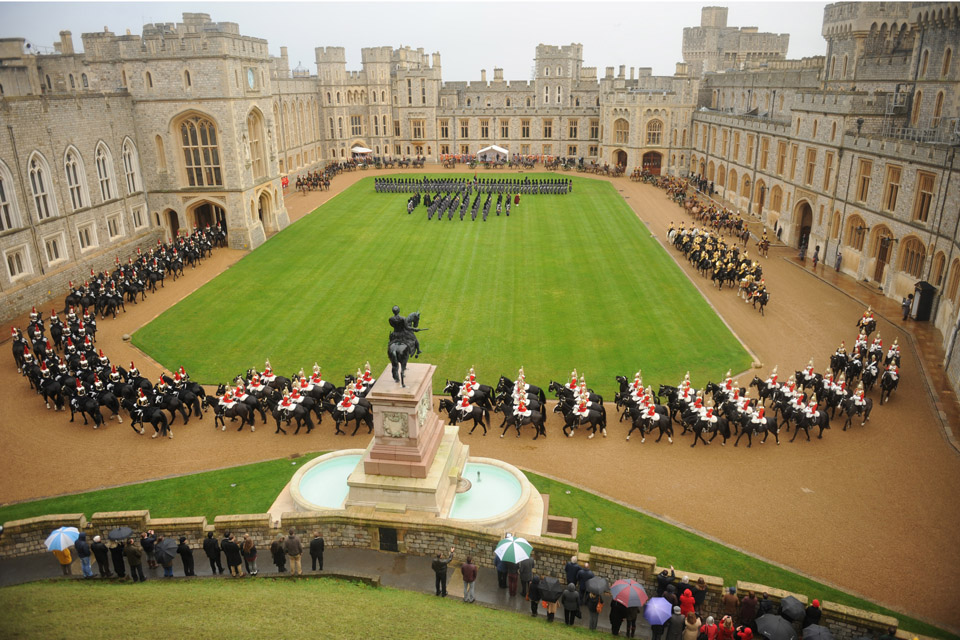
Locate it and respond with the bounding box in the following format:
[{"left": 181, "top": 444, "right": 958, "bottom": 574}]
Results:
[
  {"left": 496, "top": 376, "right": 546, "bottom": 405},
  {"left": 124, "top": 399, "right": 171, "bottom": 437},
  {"left": 790, "top": 410, "right": 831, "bottom": 442},
  {"left": 326, "top": 402, "right": 372, "bottom": 436},
  {"left": 549, "top": 381, "right": 603, "bottom": 406},
  {"left": 495, "top": 392, "right": 543, "bottom": 414},
  {"left": 388, "top": 311, "right": 422, "bottom": 388},
  {"left": 153, "top": 391, "right": 191, "bottom": 425},
  {"left": 271, "top": 402, "right": 316, "bottom": 435},
  {"left": 839, "top": 397, "right": 873, "bottom": 430},
  {"left": 443, "top": 380, "right": 494, "bottom": 411},
  {"left": 205, "top": 396, "right": 257, "bottom": 432},
  {"left": 94, "top": 390, "right": 123, "bottom": 423},
  {"left": 64, "top": 389, "right": 105, "bottom": 428},
  {"left": 493, "top": 404, "right": 546, "bottom": 439},
  {"left": 733, "top": 415, "right": 778, "bottom": 447},
  {"left": 553, "top": 400, "right": 607, "bottom": 438},
  {"left": 625, "top": 406, "right": 672, "bottom": 443},
  {"left": 36, "top": 376, "right": 64, "bottom": 411},
  {"left": 879, "top": 370, "right": 899, "bottom": 404},
  {"left": 751, "top": 290, "right": 769, "bottom": 315},
  {"left": 438, "top": 398, "right": 490, "bottom": 436},
  {"left": 749, "top": 377, "right": 779, "bottom": 407}
]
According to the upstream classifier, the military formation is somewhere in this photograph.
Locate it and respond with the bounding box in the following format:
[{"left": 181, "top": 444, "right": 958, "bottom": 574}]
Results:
[{"left": 375, "top": 176, "right": 572, "bottom": 195}]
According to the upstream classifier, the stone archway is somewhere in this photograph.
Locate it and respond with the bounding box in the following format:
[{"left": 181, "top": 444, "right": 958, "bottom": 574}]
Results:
[
  {"left": 642, "top": 152, "right": 662, "bottom": 175},
  {"left": 614, "top": 149, "right": 628, "bottom": 168},
  {"left": 795, "top": 200, "right": 813, "bottom": 249},
  {"left": 188, "top": 200, "right": 227, "bottom": 238},
  {"left": 258, "top": 190, "right": 276, "bottom": 235},
  {"left": 165, "top": 209, "right": 180, "bottom": 239}
]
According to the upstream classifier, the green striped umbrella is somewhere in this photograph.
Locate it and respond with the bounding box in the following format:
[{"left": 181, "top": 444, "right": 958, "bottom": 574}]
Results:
[{"left": 494, "top": 537, "right": 533, "bottom": 563}]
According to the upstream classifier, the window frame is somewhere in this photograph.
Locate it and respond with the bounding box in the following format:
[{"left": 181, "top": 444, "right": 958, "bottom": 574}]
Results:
[{"left": 4, "top": 244, "right": 30, "bottom": 282}]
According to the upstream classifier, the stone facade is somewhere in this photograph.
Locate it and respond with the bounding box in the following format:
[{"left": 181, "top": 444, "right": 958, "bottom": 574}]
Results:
[
  {"left": 0, "top": 507, "right": 902, "bottom": 637},
  {"left": 682, "top": 6, "right": 790, "bottom": 77}
]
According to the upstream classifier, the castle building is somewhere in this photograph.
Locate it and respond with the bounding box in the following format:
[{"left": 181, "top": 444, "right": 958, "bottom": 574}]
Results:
[{"left": 1, "top": 5, "right": 959, "bottom": 393}]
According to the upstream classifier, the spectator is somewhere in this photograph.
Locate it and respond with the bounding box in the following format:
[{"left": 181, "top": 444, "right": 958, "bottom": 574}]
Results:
[
  {"left": 177, "top": 537, "right": 195, "bottom": 576},
  {"left": 565, "top": 555, "right": 582, "bottom": 587},
  {"left": 309, "top": 531, "right": 325, "bottom": 571},
  {"left": 494, "top": 549, "right": 506, "bottom": 588},
  {"left": 721, "top": 587, "right": 740, "bottom": 621},
  {"left": 680, "top": 588, "right": 696, "bottom": 615},
  {"left": 241, "top": 534, "right": 258, "bottom": 576},
  {"left": 609, "top": 598, "right": 627, "bottom": 635},
  {"left": 431, "top": 547, "right": 454, "bottom": 597},
  {"left": 561, "top": 583, "right": 581, "bottom": 625},
  {"left": 737, "top": 626, "right": 754, "bottom": 640},
  {"left": 222, "top": 533, "right": 243, "bottom": 577},
  {"left": 802, "top": 600, "right": 822, "bottom": 629},
  {"left": 585, "top": 589, "right": 602, "bottom": 630},
  {"left": 664, "top": 584, "right": 679, "bottom": 608},
  {"left": 576, "top": 562, "right": 595, "bottom": 602},
  {"left": 124, "top": 538, "right": 145, "bottom": 583},
  {"left": 812, "top": 245, "right": 820, "bottom": 268},
  {"left": 691, "top": 577, "right": 708, "bottom": 615},
  {"left": 700, "top": 616, "right": 719, "bottom": 640},
  {"left": 460, "top": 555, "right": 477, "bottom": 603},
  {"left": 757, "top": 592, "right": 774, "bottom": 616},
  {"left": 739, "top": 591, "right": 758, "bottom": 630},
  {"left": 902, "top": 294, "right": 914, "bottom": 321},
  {"left": 75, "top": 532, "right": 93, "bottom": 579},
  {"left": 656, "top": 566, "right": 676, "bottom": 596},
  {"left": 157, "top": 535, "right": 175, "bottom": 578},
  {"left": 879, "top": 627, "right": 897, "bottom": 640},
  {"left": 52, "top": 546, "right": 72, "bottom": 576},
  {"left": 110, "top": 540, "right": 126, "bottom": 579},
  {"left": 682, "top": 611, "right": 702, "bottom": 640},
  {"left": 284, "top": 528, "right": 303, "bottom": 576},
  {"left": 270, "top": 534, "right": 286, "bottom": 573},
  {"left": 518, "top": 552, "right": 535, "bottom": 599},
  {"left": 665, "top": 605, "right": 685, "bottom": 640},
  {"left": 90, "top": 535, "right": 111, "bottom": 579},
  {"left": 625, "top": 604, "right": 640, "bottom": 638},
  {"left": 544, "top": 593, "right": 558, "bottom": 623},
  {"left": 528, "top": 576, "right": 541, "bottom": 617},
  {"left": 506, "top": 560, "right": 520, "bottom": 597},
  {"left": 719, "top": 616, "right": 736, "bottom": 640},
  {"left": 140, "top": 530, "right": 157, "bottom": 570},
  {"left": 203, "top": 532, "right": 223, "bottom": 575}
]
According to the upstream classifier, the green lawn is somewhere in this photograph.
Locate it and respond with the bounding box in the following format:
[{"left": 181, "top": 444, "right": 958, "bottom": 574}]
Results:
[
  {"left": 133, "top": 174, "right": 750, "bottom": 396},
  {"left": 0, "top": 454, "right": 322, "bottom": 523},
  {"left": 0, "top": 456, "right": 950, "bottom": 638},
  {"left": 0, "top": 579, "right": 596, "bottom": 639}
]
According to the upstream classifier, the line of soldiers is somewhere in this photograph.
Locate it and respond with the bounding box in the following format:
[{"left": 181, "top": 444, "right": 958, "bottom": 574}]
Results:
[
  {"left": 670, "top": 224, "right": 765, "bottom": 294},
  {"left": 375, "top": 176, "right": 571, "bottom": 195}
]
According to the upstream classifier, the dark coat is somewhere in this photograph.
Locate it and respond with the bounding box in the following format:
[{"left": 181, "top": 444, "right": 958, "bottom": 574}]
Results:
[
  {"left": 90, "top": 540, "right": 109, "bottom": 564},
  {"left": 656, "top": 569, "right": 676, "bottom": 595},
  {"left": 518, "top": 557, "right": 535, "bottom": 582},
  {"left": 460, "top": 562, "right": 477, "bottom": 583},
  {"left": 757, "top": 597, "right": 774, "bottom": 615},
  {"left": 202, "top": 536, "right": 220, "bottom": 559},
  {"left": 124, "top": 543, "right": 143, "bottom": 567},
  {"left": 431, "top": 554, "right": 452, "bottom": 576},
  {"left": 564, "top": 561, "right": 582, "bottom": 585},
  {"left": 221, "top": 538, "right": 242, "bottom": 565},
  {"left": 561, "top": 583, "right": 581, "bottom": 611},
  {"left": 801, "top": 606, "right": 822, "bottom": 628},
  {"left": 665, "top": 612, "right": 686, "bottom": 640},
  {"left": 609, "top": 600, "right": 627, "bottom": 626},
  {"left": 177, "top": 542, "right": 193, "bottom": 561},
  {"left": 74, "top": 533, "right": 91, "bottom": 559},
  {"left": 110, "top": 544, "right": 125, "bottom": 570},
  {"left": 309, "top": 537, "right": 325, "bottom": 557},
  {"left": 740, "top": 595, "right": 759, "bottom": 625},
  {"left": 529, "top": 577, "right": 541, "bottom": 602},
  {"left": 140, "top": 534, "right": 156, "bottom": 554},
  {"left": 577, "top": 568, "right": 595, "bottom": 590}
]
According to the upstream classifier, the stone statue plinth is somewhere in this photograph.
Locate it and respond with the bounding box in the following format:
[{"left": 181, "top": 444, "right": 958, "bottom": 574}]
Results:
[{"left": 345, "top": 363, "right": 468, "bottom": 517}]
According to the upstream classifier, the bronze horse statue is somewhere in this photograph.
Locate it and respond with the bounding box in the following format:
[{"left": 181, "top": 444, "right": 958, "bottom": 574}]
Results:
[{"left": 387, "top": 306, "right": 427, "bottom": 387}]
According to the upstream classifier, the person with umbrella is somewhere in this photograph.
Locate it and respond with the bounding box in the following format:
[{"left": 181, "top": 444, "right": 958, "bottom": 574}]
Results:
[
  {"left": 528, "top": 575, "right": 541, "bottom": 617},
  {"left": 177, "top": 537, "right": 195, "bottom": 576},
  {"left": 45, "top": 526, "right": 79, "bottom": 577},
  {"left": 584, "top": 576, "right": 608, "bottom": 631},
  {"left": 756, "top": 613, "right": 797, "bottom": 640},
  {"left": 154, "top": 535, "right": 178, "bottom": 578},
  {"left": 610, "top": 597, "right": 627, "bottom": 635},
  {"left": 90, "top": 535, "right": 112, "bottom": 579},
  {"left": 777, "top": 595, "right": 806, "bottom": 624},
  {"left": 561, "top": 582, "right": 581, "bottom": 625},
  {"left": 110, "top": 540, "right": 126, "bottom": 579},
  {"left": 538, "top": 576, "right": 564, "bottom": 622},
  {"left": 518, "top": 552, "right": 535, "bottom": 599},
  {"left": 124, "top": 537, "right": 145, "bottom": 582}
]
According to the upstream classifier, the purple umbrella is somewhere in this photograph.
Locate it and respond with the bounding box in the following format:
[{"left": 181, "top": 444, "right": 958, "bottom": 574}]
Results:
[
  {"left": 643, "top": 596, "right": 673, "bottom": 625},
  {"left": 611, "top": 578, "right": 649, "bottom": 608}
]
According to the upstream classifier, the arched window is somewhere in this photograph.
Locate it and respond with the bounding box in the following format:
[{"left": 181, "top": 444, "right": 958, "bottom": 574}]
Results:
[
  {"left": 69, "top": 74, "right": 75, "bottom": 89},
  {"left": 544, "top": 85, "right": 549, "bottom": 104},
  {"left": 912, "top": 90, "right": 923, "bottom": 126},
  {"left": 122, "top": 139, "right": 141, "bottom": 194},
  {"left": 95, "top": 143, "right": 115, "bottom": 201},
  {"left": 81, "top": 73, "right": 88, "bottom": 88},
  {"left": 506, "top": 98, "right": 511, "bottom": 107},
  {"left": 526, "top": 97, "right": 531, "bottom": 107},
  {"left": 614, "top": 119, "right": 629, "bottom": 144},
  {"left": 338, "top": 117, "right": 343, "bottom": 138},
  {"left": 844, "top": 215, "right": 866, "bottom": 251},
  {"left": 769, "top": 185, "right": 782, "bottom": 212},
  {"left": 0, "top": 160, "right": 21, "bottom": 231},
  {"left": 932, "top": 252, "right": 946, "bottom": 287},
  {"left": 942, "top": 48, "right": 953, "bottom": 77},
  {"left": 155, "top": 135, "right": 166, "bottom": 172},
  {"left": 646, "top": 120, "right": 663, "bottom": 145},
  {"left": 247, "top": 110, "right": 266, "bottom": 180},
  {"left": 933, "top": 91, "right": 944, "bottom": 128},
  {"left": 381, "top": 90, "right": 385, "bottom": 102},
  {"left": 831, "top": 121, "right": 837, "bottom": 141},
  {"left": 326, "top": 92, "right": 331, "bottom": 104},
  {"left": 184, "top": 70, "right": 192, "bottom": 88},
  {"left": 920, "top": 50, "right": 929, "bottom": 77},
  {"left": 717, "top": 165, "right": 726, "bottom": 188},
  {"left": 900, "top": 237, "right": 926, "bottom": 277},
  {"left": 842, "top": 55, "right": 848, "bottom": 78},
  {"left": 28, "top": 153, "right": 57, "bottom": 220},
  {"left": 682, "top": 129, "right": 687, "bottom": 146},
  {"left": 45, "top": 75, "right": 51, "bottom": 90},
  {"left": 178, "top": 115, "right": 223, "bottom": 187},
  {"left": 336, "top": 92, "right": 341, "bottom": 103},
  {"left": 145, "top": 71, "right": 153, "bottom": 89},
  {"left": 556, "top": 85, "right": 561, "bottom": 104},
  {"left": 329, "top": 117, "right": 335, "bottom": 138},
  {"left": 63, "top": 147, "right": 87, "bottom": 210},
  {"left": 947, "top": 259, "right": 960, "bottom": 304}
]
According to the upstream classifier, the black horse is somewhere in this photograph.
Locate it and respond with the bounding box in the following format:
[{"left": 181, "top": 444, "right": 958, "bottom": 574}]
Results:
[
  {"left": 553, "top": 400, "right": 607, "bottom": 438},
  {"left": 839, "top": 397, "right": 873, "bottom": 430},
  {"left": 387, "top": 310, "right": 424, "bottom": 387},
  {"left": 879, "top": 370, "right": 899, "bottom": 404},
  {"left": 443, "top": 380, "right": 494, "bottom": 410},
  {"left": 124, "top": 399, "right": 171, "bottom": 437},
  {"left": 493, "top": 404, "right": 546, "bottom": 439},
  {"left": 439, "top": 398, "right": 490, "bottom": 435},
  {"left": 790, "top": 410, "right": 831, "bottom": 442},
  {"left": 205, "top": 396, "right": 258, "bottom": 432},
  {"left": 326, "top": 402, "right": 373, "bottom": 436}
]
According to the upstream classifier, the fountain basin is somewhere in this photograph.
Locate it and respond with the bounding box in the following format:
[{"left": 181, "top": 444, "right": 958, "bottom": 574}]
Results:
[
  {"left": 447, "top": 458, "right": 528, "bottom": 528},
  {"left": 289, "top": 450, "right": 366, "bottom": 511}
]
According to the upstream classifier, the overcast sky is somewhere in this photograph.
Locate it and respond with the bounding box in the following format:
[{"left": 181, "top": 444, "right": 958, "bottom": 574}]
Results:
[{"left": 0, "top": 1, "right": 829, "bottom": 80}]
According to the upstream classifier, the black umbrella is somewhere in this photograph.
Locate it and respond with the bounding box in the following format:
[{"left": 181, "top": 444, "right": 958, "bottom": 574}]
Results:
[
  {"left": 779, "top": 595, "right": 805, "bottom": 622},
  {"left": 539, "top": 576, "right": 564, "bottom": 603},
  {"left": 586, "top": 576, "right": 609, "bottom": 596},
  {"left": 154, "top": 538, "right": 178, "bottom": 565},
  {"left": 107, "top": 526, "right": 133, "bottom": 541},
  {"left": 757, "top": 614, "right": 798, "bottom": 640},
  {"left": 803, "top": 626, "right": 834, "bottom": 640}
]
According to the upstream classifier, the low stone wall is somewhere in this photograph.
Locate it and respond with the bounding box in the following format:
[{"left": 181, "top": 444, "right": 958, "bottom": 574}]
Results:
[{"left": 0, "top": 509, "right": 905, "bottom": 638}]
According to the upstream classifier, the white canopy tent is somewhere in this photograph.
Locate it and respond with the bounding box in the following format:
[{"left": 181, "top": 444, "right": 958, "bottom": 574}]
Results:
[
  {"left": 477, "top": 144, "right": 508, "bottom": 162},
  {"left": 351, "top": 146, "right": 373, "bottom": 154}
]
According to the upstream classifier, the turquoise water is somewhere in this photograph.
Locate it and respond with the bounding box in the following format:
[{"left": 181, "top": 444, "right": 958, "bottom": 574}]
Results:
[
  {"left": 449, "top": 463, "right": 523, "bottom": 520},
  {"left": 298, "top": 454, "right": 363, "bottom": 509}
]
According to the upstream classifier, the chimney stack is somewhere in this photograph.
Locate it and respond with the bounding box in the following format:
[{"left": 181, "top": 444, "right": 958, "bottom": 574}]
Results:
[
  {"left": 481, "top": 69, "right": 487, "bottom": 83},
  {"left": 59, "top": 31, "right": 74, "bottom": 55}
]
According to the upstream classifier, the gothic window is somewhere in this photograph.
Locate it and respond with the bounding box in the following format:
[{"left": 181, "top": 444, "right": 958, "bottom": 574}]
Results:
[
  {"left": 247, "top": 110, "right": 266, "bottom": 180},
  {"left": 0, "top": 161, "right": 21, "bottom": 231},
  {"left": 645, "top": 120, "right": 662, "bottom": 145},
  {"left": 28, "top": 153, "right": 57, "bottom": 220},
  {"left": 178, "top": 115, "right": 223, "bottom": 187},
  {"left": 122, "top": 139, "right": 141, "bottom": 194},
  {"left": 614, "top": 119, "right": 629, "bottom": 144},
  {"left": 63, "top": 147, "right": 86, "bottom": 210},
  {"left": 95, "top": 143, "right": 115, "bottom": 201}
]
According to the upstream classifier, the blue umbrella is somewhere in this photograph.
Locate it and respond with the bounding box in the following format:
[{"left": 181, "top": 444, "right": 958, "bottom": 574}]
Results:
[
  {"left": 643, "top": 596, "right": 673, "bottom": 625},
  {"left": 44, "top": 526, "right": 79, "bottom": 551}
]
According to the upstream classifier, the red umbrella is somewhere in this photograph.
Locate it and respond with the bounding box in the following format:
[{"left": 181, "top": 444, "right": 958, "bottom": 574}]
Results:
[{"left": 610, "top": 578, "right": 649, "bottom": 607}]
